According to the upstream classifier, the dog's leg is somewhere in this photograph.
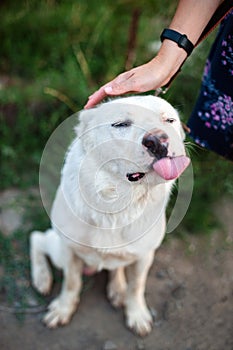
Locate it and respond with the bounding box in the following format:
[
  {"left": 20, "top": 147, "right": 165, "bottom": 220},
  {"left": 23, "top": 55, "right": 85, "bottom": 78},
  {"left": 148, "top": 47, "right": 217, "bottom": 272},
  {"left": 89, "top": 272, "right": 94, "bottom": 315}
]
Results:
[
  {"left": 30, "top": 230, "right": 53, "bottom": 294},
  {"left": 30, "top": 229, "right": 83, "bottom": 328},
  {"left": 43, "top": 249, "right": 83, "bottom": 328},
  {"left": 107, "top": 267, "right": 127, "bottom": 308},
  {"left": 124, "top": 251, "right": 154, "bottom": 336}
]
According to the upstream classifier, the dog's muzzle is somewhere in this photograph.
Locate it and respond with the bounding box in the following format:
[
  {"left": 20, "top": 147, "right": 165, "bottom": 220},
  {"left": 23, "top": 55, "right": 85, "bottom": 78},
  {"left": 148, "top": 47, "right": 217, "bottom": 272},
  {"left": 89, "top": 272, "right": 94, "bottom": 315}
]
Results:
[
  {"left": 142, "top": 129, "right": 169, "bottom": 159},
  {"left": 126, "top": 128, "right": 190, "bottom": 182},
  {"left": 126, "top": 130, "right": 169, "bottom": 183}
]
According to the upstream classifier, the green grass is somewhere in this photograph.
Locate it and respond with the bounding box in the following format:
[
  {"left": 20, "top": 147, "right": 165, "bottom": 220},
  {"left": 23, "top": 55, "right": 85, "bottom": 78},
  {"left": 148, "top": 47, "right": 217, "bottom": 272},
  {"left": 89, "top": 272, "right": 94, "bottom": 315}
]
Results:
[{"left": 0, "top": 0, "right": 232, "bottom": 311}]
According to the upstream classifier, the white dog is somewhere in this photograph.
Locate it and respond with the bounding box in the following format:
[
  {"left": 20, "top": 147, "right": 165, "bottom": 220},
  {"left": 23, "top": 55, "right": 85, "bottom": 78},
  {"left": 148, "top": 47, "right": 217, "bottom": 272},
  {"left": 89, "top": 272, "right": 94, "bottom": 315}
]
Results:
[{"left": 30, "top": 95, "right": 190, "bottom": 336}]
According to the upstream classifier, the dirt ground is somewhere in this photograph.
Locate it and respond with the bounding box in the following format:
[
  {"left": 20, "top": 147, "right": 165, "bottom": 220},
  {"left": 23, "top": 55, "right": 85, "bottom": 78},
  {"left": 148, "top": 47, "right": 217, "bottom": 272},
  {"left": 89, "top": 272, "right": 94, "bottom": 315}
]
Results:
[{"left": 0, "top": 197, "right": 232, "bottom": 350}]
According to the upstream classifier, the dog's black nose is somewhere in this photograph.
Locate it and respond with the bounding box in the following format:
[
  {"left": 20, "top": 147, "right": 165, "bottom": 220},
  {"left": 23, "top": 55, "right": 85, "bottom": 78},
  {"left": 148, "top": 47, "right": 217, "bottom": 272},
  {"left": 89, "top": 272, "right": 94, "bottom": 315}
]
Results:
[{"left": 142, "top": 129, "right": 169, "bottom": 159}]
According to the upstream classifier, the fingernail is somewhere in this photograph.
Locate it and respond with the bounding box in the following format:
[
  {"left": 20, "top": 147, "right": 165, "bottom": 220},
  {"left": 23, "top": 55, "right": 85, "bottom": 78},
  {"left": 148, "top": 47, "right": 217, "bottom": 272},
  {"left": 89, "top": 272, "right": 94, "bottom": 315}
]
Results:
[{"left": 104, "top": 86, "right": 112, "bottom": 94}]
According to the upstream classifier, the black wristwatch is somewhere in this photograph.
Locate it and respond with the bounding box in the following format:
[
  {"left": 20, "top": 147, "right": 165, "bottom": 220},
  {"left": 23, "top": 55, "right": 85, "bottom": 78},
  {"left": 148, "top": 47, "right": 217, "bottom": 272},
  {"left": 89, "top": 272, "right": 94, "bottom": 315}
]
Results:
[{"left": 160, "top": 28, "right": 194, "bottom": 56}]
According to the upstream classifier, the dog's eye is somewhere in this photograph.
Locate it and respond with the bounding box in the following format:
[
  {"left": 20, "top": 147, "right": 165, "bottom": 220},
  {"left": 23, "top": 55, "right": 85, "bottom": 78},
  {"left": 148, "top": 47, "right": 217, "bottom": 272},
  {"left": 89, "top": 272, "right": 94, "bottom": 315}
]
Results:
[
  {"left": 111, "top": 120, "right": 132, "bottom": 128},
  {"left": 165, "top": 118, "right": 176, "bottom": 124}
]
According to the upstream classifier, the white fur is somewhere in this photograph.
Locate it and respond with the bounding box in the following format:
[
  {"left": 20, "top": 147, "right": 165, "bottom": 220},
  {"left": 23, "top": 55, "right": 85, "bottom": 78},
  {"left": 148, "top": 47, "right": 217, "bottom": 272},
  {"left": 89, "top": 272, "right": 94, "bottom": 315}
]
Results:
[{"left": 30, "top": 95, "right": 187, "bottom": 336}]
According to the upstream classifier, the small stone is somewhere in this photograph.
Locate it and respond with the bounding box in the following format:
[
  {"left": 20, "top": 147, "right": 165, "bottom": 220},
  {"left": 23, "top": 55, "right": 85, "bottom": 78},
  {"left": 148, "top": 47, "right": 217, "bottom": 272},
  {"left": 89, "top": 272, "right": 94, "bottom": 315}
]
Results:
[
  {"left": 215, "top": 318, "right": 224, "bottom": 326},
  {"left": 171, "top": 285, "right": 185, "bottom": 299},
  {"left": 154, "top": 320, "right": 163, "bottom": 327},
  {"left": 0, "top": 187, "right": 40, "bottom": 236},
  {"left": 13, "top": 301, "right": 21, "bottom": 308},
  {"left": 0, "top": 189, "right": 24, "bottom": 236},
  {"left": 103, "top": 340, "right": 117, "bottom": 350},
  {"left": 149, "top": 307, "right": 158, "bottom": 320},
  {"left": 26, "top": 293, "right": 39, "bottom": 307},
  {"left": 220, "top": 295, "right": 228, "bottom": 303},
  {"left": 188, "top": 243, "right": 196, "bottom": 252},
  {"left": 156, "top": 269, "right": 167, "bottom": 279},
  {"left": 136, "top": 339, "right": 145, "bottom": 349}
]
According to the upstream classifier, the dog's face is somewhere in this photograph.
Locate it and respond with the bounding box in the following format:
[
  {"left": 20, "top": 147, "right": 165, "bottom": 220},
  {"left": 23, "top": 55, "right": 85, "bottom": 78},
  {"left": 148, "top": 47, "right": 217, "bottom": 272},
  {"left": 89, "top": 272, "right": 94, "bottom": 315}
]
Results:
[{"left": 75, "top": 96, "right": 190, "bottom": 188}]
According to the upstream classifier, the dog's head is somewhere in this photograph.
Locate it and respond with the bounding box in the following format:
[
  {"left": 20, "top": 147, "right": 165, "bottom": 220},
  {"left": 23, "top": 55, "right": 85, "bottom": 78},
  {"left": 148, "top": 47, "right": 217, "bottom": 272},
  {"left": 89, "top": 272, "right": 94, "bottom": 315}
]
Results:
[{"left": 75, "top": 96, "right": 190, "bottom": 191}]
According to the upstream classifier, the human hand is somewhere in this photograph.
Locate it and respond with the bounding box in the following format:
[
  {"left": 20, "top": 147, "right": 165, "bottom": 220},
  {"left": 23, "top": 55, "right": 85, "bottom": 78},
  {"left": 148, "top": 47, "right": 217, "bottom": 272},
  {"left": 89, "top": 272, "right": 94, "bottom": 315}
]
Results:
[
  {"left": 84, "top": 60, "right": 168, "bottom": 109},
  {"left": 84, "top": 41, "right": 187, "bottom": 109}
]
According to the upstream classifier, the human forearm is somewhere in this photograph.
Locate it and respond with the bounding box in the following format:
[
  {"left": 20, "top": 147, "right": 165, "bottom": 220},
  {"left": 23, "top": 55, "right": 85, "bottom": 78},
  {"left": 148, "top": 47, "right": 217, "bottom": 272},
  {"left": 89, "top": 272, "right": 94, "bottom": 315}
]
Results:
[
  {"left": 150, "top": 0, "right": 224, "bottom": 87},
  {"left": 169, "top": 0, "right": 223, "bottom": 44}
]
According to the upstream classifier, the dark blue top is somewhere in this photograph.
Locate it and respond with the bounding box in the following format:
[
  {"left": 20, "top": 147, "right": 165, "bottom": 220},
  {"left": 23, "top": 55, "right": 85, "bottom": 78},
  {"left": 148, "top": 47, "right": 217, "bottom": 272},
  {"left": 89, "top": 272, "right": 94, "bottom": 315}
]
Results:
[{"left": 188, "top": 10, "right": 233, "bottom": 160}]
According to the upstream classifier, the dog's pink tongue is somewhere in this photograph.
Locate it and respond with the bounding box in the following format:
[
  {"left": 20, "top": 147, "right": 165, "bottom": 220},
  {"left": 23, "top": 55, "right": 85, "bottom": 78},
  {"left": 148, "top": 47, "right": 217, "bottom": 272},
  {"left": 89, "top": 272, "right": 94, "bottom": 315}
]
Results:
[{"left": 153, "top": 156, "right": 190, "bottom": 180}]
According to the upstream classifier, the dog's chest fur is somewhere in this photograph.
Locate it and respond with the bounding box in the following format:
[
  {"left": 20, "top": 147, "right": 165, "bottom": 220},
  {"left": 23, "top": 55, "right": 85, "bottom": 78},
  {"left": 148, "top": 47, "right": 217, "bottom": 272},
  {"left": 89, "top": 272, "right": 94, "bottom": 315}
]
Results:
[{"left": 72, "top": 245, "right": 138, "bottom": 271}]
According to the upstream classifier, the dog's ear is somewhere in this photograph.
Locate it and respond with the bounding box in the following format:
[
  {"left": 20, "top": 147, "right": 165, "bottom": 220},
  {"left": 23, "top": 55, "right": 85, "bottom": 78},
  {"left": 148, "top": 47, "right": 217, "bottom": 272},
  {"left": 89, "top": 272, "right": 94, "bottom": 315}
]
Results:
[{"left": 74, "top": 108, "right": 95, "bottom": 137}]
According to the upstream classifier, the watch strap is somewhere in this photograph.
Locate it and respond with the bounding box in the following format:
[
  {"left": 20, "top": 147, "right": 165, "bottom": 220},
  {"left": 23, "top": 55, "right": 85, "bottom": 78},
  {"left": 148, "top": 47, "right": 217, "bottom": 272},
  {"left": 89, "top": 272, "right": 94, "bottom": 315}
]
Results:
[{"left": 160, "top": 28, "right": 194, "bottom": 56}]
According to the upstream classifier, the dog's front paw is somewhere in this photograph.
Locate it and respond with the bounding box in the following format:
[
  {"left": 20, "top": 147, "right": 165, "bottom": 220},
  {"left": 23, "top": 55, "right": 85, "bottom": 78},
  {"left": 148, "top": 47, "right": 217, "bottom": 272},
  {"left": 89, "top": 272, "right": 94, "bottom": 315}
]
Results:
[
  {"left": 126, "top": 304, "right": 153, "bottom": 337},
  {"left": 43, "top": 296, "right": 78, "bottom": 328}
]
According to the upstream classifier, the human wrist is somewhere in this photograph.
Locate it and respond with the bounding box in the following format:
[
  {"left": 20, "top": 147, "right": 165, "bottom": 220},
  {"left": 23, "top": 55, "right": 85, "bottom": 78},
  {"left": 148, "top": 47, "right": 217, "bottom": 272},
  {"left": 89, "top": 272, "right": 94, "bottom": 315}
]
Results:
[{"left": 151, "top": 40, "right": 188, "bottom": 85}]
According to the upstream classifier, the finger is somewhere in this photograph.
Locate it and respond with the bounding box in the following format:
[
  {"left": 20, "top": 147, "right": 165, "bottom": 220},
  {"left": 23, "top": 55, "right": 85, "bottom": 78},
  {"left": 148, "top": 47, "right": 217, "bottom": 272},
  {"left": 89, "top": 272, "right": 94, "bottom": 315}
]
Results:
[
  {"left": 84, "top": 87, "right": 107, "bottom": 109},
  {"left": 84, "top": 71, "right": 136, "bottom": 109}
]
